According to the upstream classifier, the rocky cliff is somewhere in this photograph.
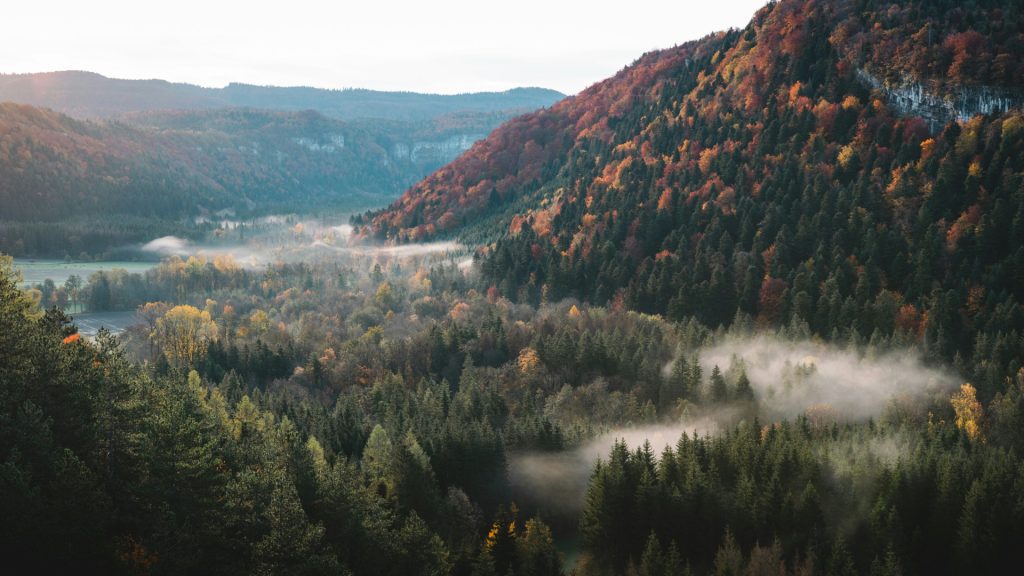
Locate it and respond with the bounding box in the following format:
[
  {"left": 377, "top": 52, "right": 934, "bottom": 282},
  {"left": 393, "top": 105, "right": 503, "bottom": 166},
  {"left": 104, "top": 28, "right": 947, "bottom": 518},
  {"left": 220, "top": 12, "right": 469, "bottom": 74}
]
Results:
[{"left": 858, "top": 68, "right": 1024, "bottom": 132}]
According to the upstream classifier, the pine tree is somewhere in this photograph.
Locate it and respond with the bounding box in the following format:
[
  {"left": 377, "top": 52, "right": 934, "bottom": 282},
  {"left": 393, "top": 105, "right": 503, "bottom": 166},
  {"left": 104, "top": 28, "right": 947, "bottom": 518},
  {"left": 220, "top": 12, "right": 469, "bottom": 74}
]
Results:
[
  {"left": 710, "top": 365, "right": 728, "bottom": 403},
  {"left": 515, "top": 517, "right": 562, "bottom": 576},
  {"left": 735, "top": 369, "right": 755, "bottom": 402},
  {"left": 254, "top": 481, "right": 338, "bottom": 576}
]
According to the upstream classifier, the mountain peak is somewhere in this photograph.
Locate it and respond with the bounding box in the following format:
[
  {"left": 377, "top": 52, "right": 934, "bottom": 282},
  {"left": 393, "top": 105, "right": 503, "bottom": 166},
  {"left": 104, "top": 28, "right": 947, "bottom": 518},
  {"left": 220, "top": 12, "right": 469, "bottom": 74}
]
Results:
[{"left": 361, "top": 0, "right": 1024, "bottom": 333}]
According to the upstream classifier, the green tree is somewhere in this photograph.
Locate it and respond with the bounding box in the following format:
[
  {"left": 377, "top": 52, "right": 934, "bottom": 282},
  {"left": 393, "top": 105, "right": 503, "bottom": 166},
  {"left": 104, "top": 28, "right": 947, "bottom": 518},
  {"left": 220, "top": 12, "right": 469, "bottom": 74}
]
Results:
[
  {"left": 516, "top": 517, "right": 562, "bottom": 576},
  {"left": 254, "top": 481, "right": 339, "bottom": 576}
]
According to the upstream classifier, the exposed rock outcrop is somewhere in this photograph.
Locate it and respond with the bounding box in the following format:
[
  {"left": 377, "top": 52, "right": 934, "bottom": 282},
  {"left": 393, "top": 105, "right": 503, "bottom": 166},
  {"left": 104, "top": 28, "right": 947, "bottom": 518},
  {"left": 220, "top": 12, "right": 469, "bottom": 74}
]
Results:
[{"left": 858, "top": 69, "right": 1024, "bottom": 132}]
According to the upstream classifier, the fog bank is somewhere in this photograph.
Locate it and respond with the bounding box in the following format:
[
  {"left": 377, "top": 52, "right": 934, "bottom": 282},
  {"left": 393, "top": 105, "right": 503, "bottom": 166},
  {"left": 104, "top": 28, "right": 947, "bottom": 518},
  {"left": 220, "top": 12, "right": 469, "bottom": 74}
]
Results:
[
  {"left": 699, "top": 335, "right": 958, "bottom": 420},
  {"left": 510, "top": 416, "right": 725, "bottom": 518},
  {"left": 511, "top": 336, "right": 959, "bottom": 522}
]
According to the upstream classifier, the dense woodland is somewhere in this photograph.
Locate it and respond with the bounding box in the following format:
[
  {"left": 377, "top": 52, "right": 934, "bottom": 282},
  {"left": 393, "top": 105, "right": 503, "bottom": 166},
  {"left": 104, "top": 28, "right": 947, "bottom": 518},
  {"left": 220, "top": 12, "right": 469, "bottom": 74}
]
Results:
[
  {"left": 363, "top": 0, "right": 1024, "bottom": 402},
  {"left": 5, "top": 235, "right": 1024, "bottom": 575},
  {"left": 4, "top": 0, "right": 1024, "bottom": 574}
]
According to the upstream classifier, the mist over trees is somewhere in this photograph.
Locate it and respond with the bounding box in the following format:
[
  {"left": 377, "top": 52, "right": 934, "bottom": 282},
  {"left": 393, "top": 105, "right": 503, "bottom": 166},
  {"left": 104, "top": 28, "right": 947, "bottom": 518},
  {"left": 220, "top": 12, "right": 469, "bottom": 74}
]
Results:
[
  {"left": 4, "top": 0, "right": 1024, "bottom": 574},
  {"left": 5, "top": 233, "right": 1024, "bottom": 574}
]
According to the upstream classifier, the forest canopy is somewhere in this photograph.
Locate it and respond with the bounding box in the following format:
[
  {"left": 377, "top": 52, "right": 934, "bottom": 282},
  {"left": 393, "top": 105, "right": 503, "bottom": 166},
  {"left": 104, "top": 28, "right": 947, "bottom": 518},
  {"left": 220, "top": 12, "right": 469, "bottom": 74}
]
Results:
[{"left": 4, "top": 0, "right": 1024, "bottom": 574}]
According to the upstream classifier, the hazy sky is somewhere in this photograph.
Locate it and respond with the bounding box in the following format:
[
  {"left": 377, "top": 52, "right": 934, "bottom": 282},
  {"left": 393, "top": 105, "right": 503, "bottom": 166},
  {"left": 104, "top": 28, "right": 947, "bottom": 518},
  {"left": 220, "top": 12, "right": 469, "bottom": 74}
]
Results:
[{"left": 5, "top": 0, "right": 767, "bottom": 95}]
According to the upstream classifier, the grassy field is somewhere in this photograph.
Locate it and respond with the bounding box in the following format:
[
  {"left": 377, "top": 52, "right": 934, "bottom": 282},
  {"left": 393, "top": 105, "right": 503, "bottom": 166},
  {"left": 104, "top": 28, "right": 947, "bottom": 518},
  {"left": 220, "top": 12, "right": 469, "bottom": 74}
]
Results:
[{"left": 13, "top": 259, "right": 156, "bottom": 288}]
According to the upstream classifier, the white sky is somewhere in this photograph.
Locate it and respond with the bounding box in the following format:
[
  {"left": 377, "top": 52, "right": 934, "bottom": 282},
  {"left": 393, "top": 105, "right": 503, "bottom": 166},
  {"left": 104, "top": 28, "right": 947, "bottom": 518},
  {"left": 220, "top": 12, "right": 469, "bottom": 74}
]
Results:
[{"left": 3, "top": 0, "right": 767, "bottom": 95}]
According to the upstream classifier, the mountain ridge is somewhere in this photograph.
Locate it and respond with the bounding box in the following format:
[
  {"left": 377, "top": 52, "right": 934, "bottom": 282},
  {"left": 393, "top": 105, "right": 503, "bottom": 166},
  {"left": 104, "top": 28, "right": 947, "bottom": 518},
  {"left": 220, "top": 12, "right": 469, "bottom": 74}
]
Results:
[
  {"left": 0, "top": 70, "right": 565, "bottom": 121},
  {"left": 0, "top": 103, "right": 406, "bottom": 220},
  {"left": 0, "top": 101, "right": 544, "bottom": 257}
]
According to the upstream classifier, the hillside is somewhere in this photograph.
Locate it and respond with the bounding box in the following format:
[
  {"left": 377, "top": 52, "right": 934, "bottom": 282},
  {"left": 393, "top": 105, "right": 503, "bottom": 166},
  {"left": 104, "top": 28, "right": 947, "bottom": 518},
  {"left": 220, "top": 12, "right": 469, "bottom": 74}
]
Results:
[
  {"left": 0, "top": 99, "right": 559, "bottom": 256},
  {"left": 0, "top": 103, "right": 467, "bottom": 256},
  {"left": 0, "top": 71, "right": 564, "bottom": 121},
  {"left": 0, "top": 104, "right": 413, "bottom": 220},
  {"left": 364, "top": 0, "right": 1024, "bottom": 397}
]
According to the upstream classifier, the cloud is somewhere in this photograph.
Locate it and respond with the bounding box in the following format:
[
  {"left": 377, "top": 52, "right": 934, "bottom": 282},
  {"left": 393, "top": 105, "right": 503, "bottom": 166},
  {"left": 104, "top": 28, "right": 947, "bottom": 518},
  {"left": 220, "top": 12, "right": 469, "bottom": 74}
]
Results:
[
  {"left": 510, "top": 416, "right": 724, "bottom": 518},
  {"left": 310, "top": 240, "right": 462, "bottom": 258},
  {"left": 331, "top": 224, "right": 354, "bottom": 240},
  {"left": 141, "top": 235, "right": 190, "bottom": 255},
  {"left": 698, "top": 335, "right": 958, "bottom": 420},
  {"left": 511, "top": 336, "right": 959, "bottom": 521}
]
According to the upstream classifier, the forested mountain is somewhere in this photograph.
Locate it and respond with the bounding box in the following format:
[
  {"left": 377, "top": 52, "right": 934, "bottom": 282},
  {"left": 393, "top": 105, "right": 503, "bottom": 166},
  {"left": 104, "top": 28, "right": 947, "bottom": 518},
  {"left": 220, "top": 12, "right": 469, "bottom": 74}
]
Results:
[
  {"left": 363, "top": 0, "right": 1024, "bottom": 397},
  {"left": 0, "top": 71, "right": 564, "bottom": 121}
]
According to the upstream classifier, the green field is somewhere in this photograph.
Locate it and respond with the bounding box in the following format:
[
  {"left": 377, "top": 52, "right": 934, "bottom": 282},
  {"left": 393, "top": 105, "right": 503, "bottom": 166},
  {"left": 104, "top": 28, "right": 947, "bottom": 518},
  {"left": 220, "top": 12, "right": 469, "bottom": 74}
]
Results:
[{"left": 13, "top": 259, "right": 157, "bottom": 288}]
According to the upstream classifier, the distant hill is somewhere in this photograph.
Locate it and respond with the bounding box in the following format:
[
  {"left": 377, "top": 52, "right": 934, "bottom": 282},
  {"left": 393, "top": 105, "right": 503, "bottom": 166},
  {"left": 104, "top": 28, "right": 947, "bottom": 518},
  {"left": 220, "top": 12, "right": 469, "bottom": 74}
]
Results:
[
  {"left": 0, "top": 71, "right": 564, "bottom": 121},
  {"left": 0, "top": 73, "right": 563, "bottom": 257},
  {"left": 362, "top": 0, "right": 1024, "bottom": 394},
  {"left": 0, "top": 102, "right": 547, "bottom": 257},
  {"left": 0, "top": 103, "right": 410, "bottom": 221}
]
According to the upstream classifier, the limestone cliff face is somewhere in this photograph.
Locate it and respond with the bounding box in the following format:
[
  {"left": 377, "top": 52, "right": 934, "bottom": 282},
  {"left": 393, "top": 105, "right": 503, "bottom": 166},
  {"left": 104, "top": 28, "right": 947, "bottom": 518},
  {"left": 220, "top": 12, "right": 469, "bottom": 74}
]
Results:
[
  {"left": 279, "top": 129, "right": 479, "bottom": 168},
  {"left": 290, "top": 134, "right": 346, "bottom": 152},
  {"left": 858, "top": 69, "right": 1024, "bottom": 132},
  {"left": 390, "top": 133, "right": 483, "bottom": 166}
]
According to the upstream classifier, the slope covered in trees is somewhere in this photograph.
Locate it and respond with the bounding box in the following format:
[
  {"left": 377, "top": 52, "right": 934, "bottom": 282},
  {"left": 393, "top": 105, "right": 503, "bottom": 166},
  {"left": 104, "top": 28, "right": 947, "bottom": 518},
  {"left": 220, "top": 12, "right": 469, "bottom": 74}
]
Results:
[
  {"left": 363, "top": 0, "right": 1024, "bottom": 397},
  {"left": 0, "top": 103, "right": 413, "bottom": 220},
  {"left": 1, "top": 248, "right": 581, "bottom": 575}
]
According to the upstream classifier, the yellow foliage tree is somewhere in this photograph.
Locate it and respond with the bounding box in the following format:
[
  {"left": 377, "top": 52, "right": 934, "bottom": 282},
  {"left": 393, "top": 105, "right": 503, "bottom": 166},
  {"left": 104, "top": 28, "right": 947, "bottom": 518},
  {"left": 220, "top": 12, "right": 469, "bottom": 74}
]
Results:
[
  {"left": 249, "top": 309, "right": 270, "bottom": 336},
  {"left": 374, "top": 281, "right": 395, "bottom": 311},
  {"left": 517, "top": 347, "right": 541, "bottom": 377},
  {"left": 212, "top": 254, "right": 240, "bottom": 274},
  {"left": 153, "top": 305, "right": 218, "bottom": 371},
  {"left": 139, "top": 302, "right": 172, "bottom": 332},
  {"left": 951, "top": 383, "right": 985, "bottom": 442},
  {"left": 837, "top": 144, "right": 857, "bottom": 169}
]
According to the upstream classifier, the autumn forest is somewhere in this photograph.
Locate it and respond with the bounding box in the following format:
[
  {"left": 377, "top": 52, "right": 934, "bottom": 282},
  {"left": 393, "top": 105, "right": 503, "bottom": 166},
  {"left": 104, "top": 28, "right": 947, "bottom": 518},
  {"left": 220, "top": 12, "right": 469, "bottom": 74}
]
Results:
[{"left": 3, "top": 0, "right": 1024, "bottom": 575}]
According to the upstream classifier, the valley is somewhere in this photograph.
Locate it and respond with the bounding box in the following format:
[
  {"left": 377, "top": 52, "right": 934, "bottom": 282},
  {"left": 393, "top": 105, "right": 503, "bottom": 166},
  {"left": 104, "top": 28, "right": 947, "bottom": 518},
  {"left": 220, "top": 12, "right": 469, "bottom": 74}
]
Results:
[
  {"left": 3, "top": 0, "right": 1024, "bottom": 575},
  {"left": 0, "top": 82, "right": 563, "bottom": 258}
]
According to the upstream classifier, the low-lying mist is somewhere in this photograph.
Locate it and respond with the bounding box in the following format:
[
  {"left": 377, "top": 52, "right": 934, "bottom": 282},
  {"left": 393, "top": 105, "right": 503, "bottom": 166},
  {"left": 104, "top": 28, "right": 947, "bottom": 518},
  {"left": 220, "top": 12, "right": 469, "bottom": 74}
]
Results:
[
  {"left": 698, "top": 335, "right": 958, "bottom": 420},
  {"left": 141, "top": 235, "right": 190, "bottom": 255},
  {"left": 310, "top": 239, "right": 462, "bottom": 259},
  {"left": 510, "top": 416, "right": 725, "bottom": 520},
  {"left": 139, "top": 235, "right": 267, "bottom": 265},
  {"left": 510, "top": 335, "right": 960, "bottom": 525},
  {"left": 133, "top": 215, "right": 469, "bottom": 268}
]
